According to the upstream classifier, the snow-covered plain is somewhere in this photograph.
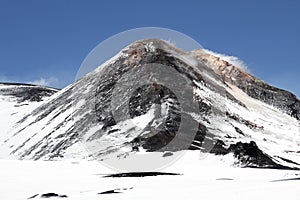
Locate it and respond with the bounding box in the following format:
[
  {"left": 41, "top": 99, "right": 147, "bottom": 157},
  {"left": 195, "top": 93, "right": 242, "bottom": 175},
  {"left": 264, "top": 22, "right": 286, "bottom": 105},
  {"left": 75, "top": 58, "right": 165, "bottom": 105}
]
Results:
[{"left": 0, "top": 151, "right": 299, "bottom": 200}]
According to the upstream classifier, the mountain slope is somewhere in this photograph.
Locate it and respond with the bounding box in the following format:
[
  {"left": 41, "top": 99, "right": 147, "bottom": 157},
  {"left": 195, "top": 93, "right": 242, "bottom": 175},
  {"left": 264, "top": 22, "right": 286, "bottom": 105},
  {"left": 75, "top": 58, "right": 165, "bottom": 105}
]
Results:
[
  {"left": 193, "top": 50, "right": 300, "bottom": 120},
  {"left": 0, "top": 39, "right": 299, "bottom": 169},
  {"left": 0, "top": 83, "right": 58, "bottom": 158}
]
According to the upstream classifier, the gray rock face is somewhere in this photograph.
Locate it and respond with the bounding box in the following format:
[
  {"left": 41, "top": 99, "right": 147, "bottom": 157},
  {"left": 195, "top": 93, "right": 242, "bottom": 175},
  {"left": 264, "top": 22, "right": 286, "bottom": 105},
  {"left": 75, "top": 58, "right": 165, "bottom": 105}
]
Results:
[{"left": 240, "top": 80, "right": 300, "bottom": 120}]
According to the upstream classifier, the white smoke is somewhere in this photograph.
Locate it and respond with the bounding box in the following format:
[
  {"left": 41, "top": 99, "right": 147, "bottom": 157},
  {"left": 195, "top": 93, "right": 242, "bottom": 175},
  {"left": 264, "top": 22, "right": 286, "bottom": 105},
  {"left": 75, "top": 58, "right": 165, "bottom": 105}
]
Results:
[
  {"left": 27, "top": 77, "right": 58, "bottom": 87},
  {"left": 203, "top": 49, "right": 249, "bottom": 72}
]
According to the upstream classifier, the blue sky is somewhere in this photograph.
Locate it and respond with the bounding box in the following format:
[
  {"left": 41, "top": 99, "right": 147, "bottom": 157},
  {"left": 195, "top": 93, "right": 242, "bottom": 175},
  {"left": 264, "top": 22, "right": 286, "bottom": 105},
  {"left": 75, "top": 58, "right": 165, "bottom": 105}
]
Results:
[{"left": 0, "top": 0, "right": 299, "bottom": 97}]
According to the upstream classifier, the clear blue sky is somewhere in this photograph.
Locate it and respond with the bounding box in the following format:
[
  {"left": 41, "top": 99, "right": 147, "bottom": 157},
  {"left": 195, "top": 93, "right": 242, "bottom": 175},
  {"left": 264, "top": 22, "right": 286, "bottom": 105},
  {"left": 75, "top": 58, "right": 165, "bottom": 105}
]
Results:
[{"left": 0, "top": 0, "right": 299, "bottom": 97}]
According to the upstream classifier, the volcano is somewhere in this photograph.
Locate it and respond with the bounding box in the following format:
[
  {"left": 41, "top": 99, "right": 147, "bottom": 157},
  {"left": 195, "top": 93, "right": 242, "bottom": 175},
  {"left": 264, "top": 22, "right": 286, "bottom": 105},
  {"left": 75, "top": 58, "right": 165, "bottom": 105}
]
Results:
[{"left": 0, "top": 39, "right": 299, "bottom": 170}]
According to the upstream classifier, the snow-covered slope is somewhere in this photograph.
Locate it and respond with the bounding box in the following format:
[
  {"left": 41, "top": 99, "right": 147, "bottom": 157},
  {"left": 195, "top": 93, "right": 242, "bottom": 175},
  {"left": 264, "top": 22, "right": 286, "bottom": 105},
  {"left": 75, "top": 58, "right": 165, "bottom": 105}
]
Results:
[
  {"left": 0, "top": 83, "right": 58, "bottom": 156},
  {"left": 0, "top": 39, "right": 299, "bottom": 170}
]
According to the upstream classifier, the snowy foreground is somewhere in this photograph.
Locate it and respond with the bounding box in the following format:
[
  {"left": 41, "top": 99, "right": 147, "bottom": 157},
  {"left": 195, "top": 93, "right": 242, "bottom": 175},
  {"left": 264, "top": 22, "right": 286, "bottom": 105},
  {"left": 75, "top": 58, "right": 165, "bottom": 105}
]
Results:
[{"left": 1, "top": 151, "right": 299, "bottom": 200}]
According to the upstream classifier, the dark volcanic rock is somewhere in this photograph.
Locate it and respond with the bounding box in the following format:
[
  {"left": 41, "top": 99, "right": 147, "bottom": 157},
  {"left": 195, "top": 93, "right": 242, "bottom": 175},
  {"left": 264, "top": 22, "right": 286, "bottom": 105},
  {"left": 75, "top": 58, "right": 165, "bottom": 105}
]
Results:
[
  {"left": 40, "top": 193, "right": 68, "bottom": 198},
  {"left": 28, "top": 193, "right": 68, "bottom": 199},
  {"left": 209, "top": 139, "right": 228, "bottom": 155},
  {"left": 98, "top": 187, "right": 133, "bottom": 195},
  {"left": 103, "top": 172, "right": 181, "bottom": 178},
  {"left": 227, "top": 141, "right": 294, "bottom": 169},
  {"left": 236, "top": 79, "right": 300, "bottom": 120},
  {"left": 98, "top": 190, "right": 122, "bottom": 194},
  {"left": 129, "top": 84, "right": 181, "bottom": 151}
]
